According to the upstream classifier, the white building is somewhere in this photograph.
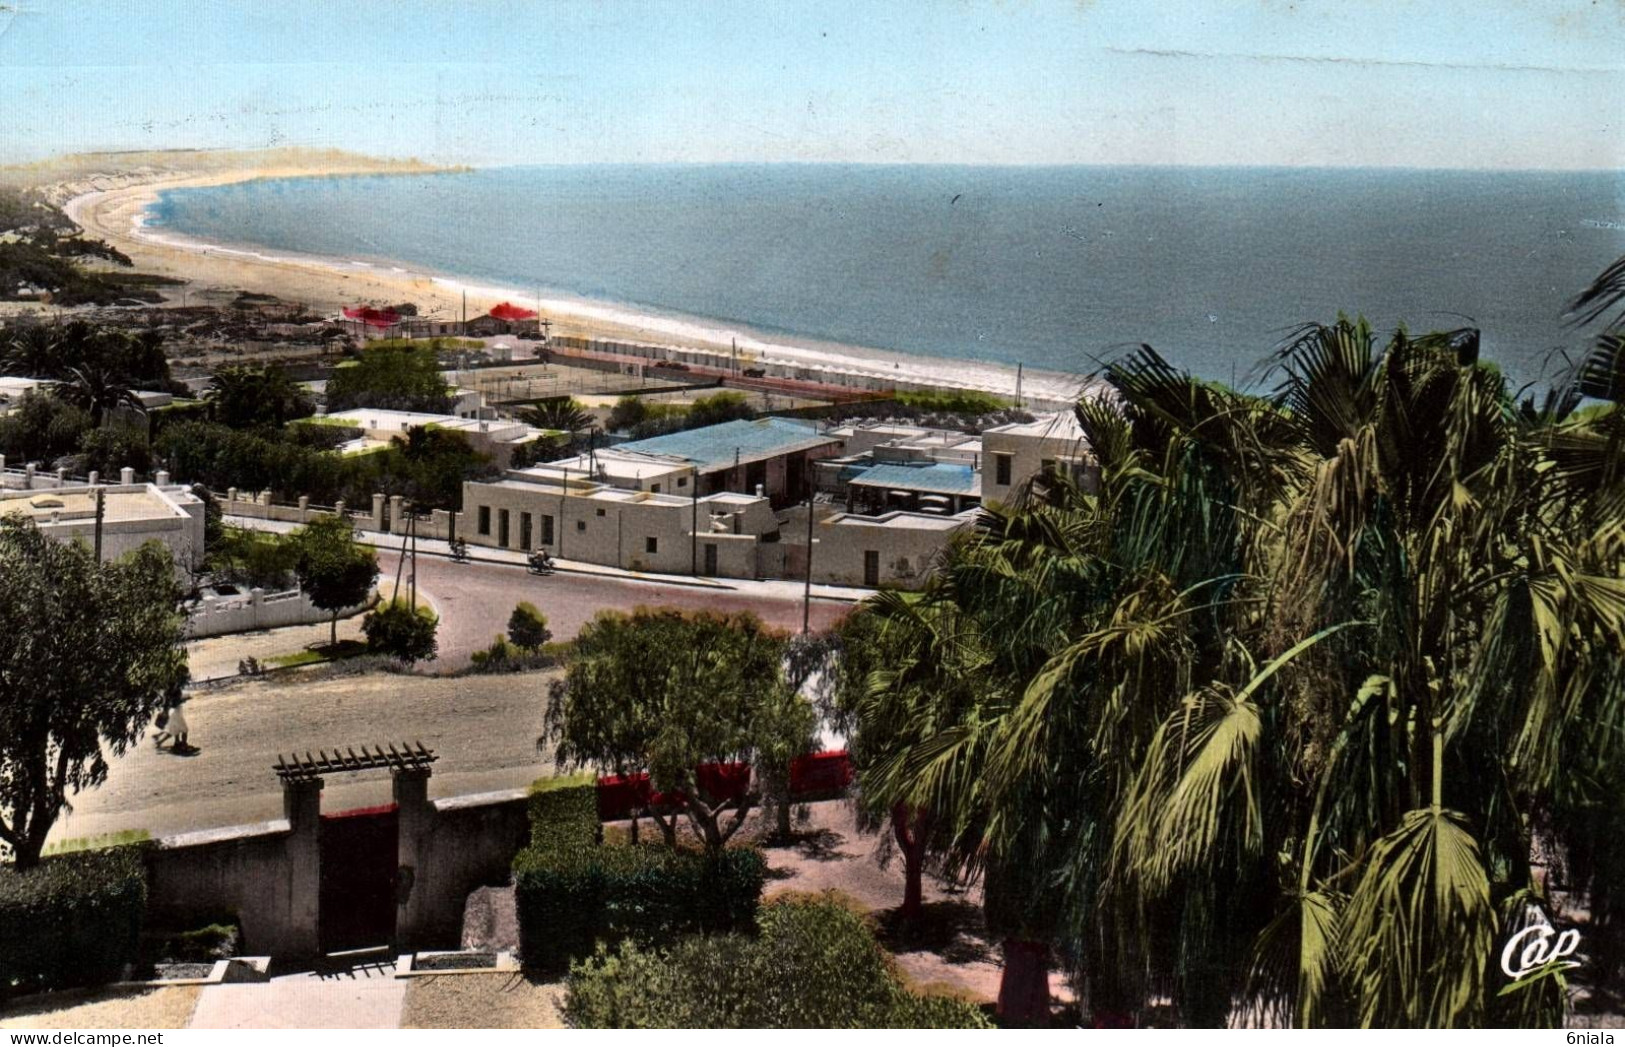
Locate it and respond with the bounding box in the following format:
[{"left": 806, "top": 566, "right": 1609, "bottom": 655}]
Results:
[{"left": 0, "top": 478, "right": 206, "bottom": 576}]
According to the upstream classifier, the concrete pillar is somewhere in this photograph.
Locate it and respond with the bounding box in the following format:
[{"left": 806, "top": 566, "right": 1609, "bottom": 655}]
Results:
[
  {"left": 56, "top": 467, "right": 67, "bottom": 484},
  {"left": 334, "top": 500, "right": 346, "bottom": 518},
  {"left": 259, "top": 489, "right": 272, "bottom": 507},
  {"left": 24, "top": 464, "right": 36, "bottom": 488},
  {"left": 120, "top": 467, "right": 135, "bottom": 485},
  {"left": 298, "top": 495, "right": 310, "bottom": 521},
  {"left": 0, "top": 454, "right": 7, "bottom": 473},
  {"left": 372, "top": 493, "right": 387, "bottom": 532},
  {"left": 281, "top": 777, "right": 324, "bottom": 958},
  {"left": 87, "top": 470, "right": 99, "bottom": 486},
  {"left": 431, "top": 509, "right": 450, "bottom": 540},
  {"left": 388, "top": 495, "right": 404, "bottom": 534},
  {"left": 392, "top": 769, "right": 434, "bottom": 948},
  {"left": 155, "top": 470, "right": 170, "bottom": 487},
  {"left": 227, "top": 487, "right": 238, "bottom": 505}
]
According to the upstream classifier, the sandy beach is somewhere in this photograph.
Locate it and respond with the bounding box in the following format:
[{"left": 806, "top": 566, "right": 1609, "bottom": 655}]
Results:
[{"left": 53, "top": 156, "right": 1090, "bottom": 406}]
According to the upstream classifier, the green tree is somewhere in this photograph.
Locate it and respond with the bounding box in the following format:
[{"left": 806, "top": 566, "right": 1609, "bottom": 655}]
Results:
[
  {"left": 507, "top": 601, "right": 551, "bottom": 650},
  {"left": 289, "top": 514, "right": 378, "bottom": 646},
  {"left": 0, "top": 390, "right": 91, "bottom": 464},
  {"left": 76, "top": 425, "right": 151, "bottom": 477},
  {"left": 687, "top": 391, "right": 754, "bottom": 429},
  {"left": 0, "top": 519, "right": 187, "bottom": 868},
  {"left": 59, "top": 363, "right": 143, "bottom": 429},
  {"left": 362, "top": 597, "right": 438, "bottom": 664},
  {"left": 324, "top": 342, "right": 452, "bottom": 413},
  {"left": 207, "top": 365, "right": 314, "bottom": 429},
  {"left": 543, "top": 608, "right": 814, "bottom": 852},
  {"left": 519, "top": 397, "right": 592, "bottom": 433},
  {"left": 847, "top": 317, "right": 1625, "bottom": 1028}
]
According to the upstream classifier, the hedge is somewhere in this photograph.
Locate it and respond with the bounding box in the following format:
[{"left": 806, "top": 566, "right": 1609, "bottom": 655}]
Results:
[
  {"left": 526, "top": 774, "right": 600, "bottom": 851},
  {"left": 513, "top": 843, "right": 765, "bottom": 972},
  {"left": 0, "top": 847, "right": 148, "bottom": 996},
  {"left": 563, "top": 893, "right": 991, "bottom": 1028}
]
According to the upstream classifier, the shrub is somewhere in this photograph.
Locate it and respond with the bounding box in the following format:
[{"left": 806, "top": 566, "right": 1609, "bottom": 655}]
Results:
[
  {"left": 507, "top": 602, "right": 551, "bottom": 651},
  {"left": 563, "top": 893, "right": 991, "bottom": 1028},
  {"left": 527, "top": 774, "right": 600, "bottom": 852},
  {"left": 513, "top": 843, "right": 765, "bottom": 973},
  {"left": 0, "top": 847, "right": 148, "bottom": 996},
  {"left": 144, "top": 920, "right": 241, "bottom": 964},
  {"left": 361, "top": 597, "right": 437, "bottom": 663},
  {"left": 466, "top": 634, "right": 554, "bottom": 674}
]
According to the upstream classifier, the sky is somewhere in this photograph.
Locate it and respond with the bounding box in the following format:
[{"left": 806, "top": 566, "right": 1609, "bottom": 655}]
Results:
[{"left": 0, "top": 0, "right": 1621, "bottom": 170}]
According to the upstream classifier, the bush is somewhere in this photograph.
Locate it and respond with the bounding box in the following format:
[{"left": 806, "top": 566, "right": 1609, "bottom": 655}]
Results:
[
  {"left": 507, "top": 602, "right": 551, "bottom": 651},
  {"left": 0, "top": 847, "right": 147, "bottom": 996},
  {"left": 513, "top": 843, "right": 765, "bottom": 973},
  {"left": 361, "top": 597, "right": 436, "bottom": 663},
  {"left": 467, "top": 634, "right": 554, "bottom": 674},
  {"left": 563, "top": 893, "right": 990, "bottom": 1028},
  {"left": 144, "top": 920, "right": 240, "bottom": 964},
  {"left": 527, "top": 774, "right": 600, "bottom": 851}
]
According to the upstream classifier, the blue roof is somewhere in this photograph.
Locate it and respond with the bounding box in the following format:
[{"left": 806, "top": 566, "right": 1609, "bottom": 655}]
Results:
[
  {"left": 614, "top": 417, "right": 836, "bottom": 472},
  {"left": 848, "top": 461, "right": 981, "bottom": 496}
]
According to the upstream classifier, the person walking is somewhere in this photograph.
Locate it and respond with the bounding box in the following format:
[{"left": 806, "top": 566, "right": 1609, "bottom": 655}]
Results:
[{"left": 166, "top": 696, "right": 191, "bottom": 752}]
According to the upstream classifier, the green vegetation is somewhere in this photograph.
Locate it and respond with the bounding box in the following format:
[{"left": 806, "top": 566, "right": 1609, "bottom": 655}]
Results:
[
  {"left": 0, "top": 520, "right": 187, "bottom": 868},
  {"left": 209, "top": 525, "right": 299, "bottom": 590},
  {"left": 894, "top": 389, "right": 1011, "bottom": 415},
  {"left": 564, "top": 894, "right": 990, "bottom": 1029},
  {"left": 155, "top": 420, "right": 495, "bottom": 512},
  {"left": 507, "top": 601, "right": 551, "bottom": 651},
  {"left": 0, "top": 846, "right": 148, "bottom": 996},
  {"left": 518, "top": 396, "right": 592, "bottom": 433},
  {"left": 0, "top": 188, "right": 172, "bottom": 306},
  {"left": 543, "top": 608, "right": 815, "bottom": 852},
  {"left": 608, "top": 390, "right": 754, "bottom": 439},
  {"left": 362, "top": 597, "right": 438, "bottom": 664},
  {"left": 325, "top": 341, "right": 454, "bottom": 413},
  {"left": 835, "top": 314, "right": 1625, "bottom": 1027},
  {"left": 512, "top": 839, "right": 765, "bottom": 973},
  {"left": 289, "top": 515, "right": 379, "bottom": 647},
  {"left": 206, "top": 365, "right": 315, "bottom": 429}
]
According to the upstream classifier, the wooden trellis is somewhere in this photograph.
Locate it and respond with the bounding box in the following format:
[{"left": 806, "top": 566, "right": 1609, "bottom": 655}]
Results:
[{"left": 273, "top": 741, "right": 438, "bottom": 782}]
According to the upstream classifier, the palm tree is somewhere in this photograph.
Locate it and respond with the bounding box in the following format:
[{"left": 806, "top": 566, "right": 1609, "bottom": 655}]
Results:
[
  {"left": 518, "top": 396, "right": 592, "bottom": 434},
  {"left": 842, "top": 310, "right": 1624, "bottom": 1027},
  {"left": 59, "top": 363, "right": 143, "bottom": 429}
]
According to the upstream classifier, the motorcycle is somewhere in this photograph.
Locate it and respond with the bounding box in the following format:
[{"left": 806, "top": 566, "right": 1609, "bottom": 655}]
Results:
[
  {"left": 527, "top": 550, "right": 555, "bottom": 576},
  {"left": 448, "top": 538, "right": 470, "bottom": 564}
]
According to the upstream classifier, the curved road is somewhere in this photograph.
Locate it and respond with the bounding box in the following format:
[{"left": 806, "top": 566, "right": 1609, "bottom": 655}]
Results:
[{"left": 372, "top": 549, "right": 852, "bottom": 668}]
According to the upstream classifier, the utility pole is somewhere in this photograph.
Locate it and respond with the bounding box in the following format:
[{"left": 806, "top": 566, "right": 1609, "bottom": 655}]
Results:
[
  {"left": 1016, "top": 362, "right": 1023, "bottom": 407},
  {"left": 92, "top": 486, "right": 105, "bottom": 561},
  {"left": 409, "top": 508, "right": 418, "bottom": 610},
  {"left": 691, "top": 466, "right": 699, "bottom": 575},
  {"left": 802, "top": 496, "right": 815, "bottom": 634}
]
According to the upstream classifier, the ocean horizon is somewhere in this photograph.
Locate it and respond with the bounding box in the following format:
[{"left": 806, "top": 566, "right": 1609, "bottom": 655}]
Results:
[{"left": 145, "top": 163, "right": 1625, "bottom": 392}]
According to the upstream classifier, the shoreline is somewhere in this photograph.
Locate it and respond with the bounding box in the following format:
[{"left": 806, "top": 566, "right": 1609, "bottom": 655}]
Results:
[{"left": 61, "top": 165, "right": 1093, "bottom": 407}]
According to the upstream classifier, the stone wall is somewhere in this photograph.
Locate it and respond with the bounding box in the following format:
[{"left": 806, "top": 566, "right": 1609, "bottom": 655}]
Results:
[{"left": 143, "top": 777, "right": 532, "bottom": 960}]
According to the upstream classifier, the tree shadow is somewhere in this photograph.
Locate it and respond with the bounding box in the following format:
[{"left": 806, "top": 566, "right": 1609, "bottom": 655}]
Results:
[
  {"left": 756, "top": 825, "right": 853, "bottom": 862},
  {"left": 873, "top": 900, "right": 993, "bottom": 965}
]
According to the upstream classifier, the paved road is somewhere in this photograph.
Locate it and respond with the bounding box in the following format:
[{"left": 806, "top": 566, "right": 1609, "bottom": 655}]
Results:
[{"left": 372, "top": 548, "right": 852, "bottom": 668}]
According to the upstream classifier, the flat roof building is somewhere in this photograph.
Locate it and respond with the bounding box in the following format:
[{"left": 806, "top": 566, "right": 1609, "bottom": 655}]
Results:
[{"left": 0, "top": 481, "right": 206, "bottom": 575}]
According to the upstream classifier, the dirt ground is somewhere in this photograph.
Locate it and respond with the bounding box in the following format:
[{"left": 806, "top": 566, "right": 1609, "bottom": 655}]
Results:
[
  {"left": 0, "top": 987, "right": 201, "bottom": 1029},
  {"left": 47, "top": 669, "right": 559, "bottom": 844},
  {"left": 399, "top": 974, "right": 565, "bottom": 1030}
]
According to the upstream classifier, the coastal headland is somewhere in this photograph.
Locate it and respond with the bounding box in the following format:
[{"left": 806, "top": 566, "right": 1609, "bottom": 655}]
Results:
[{"left": 16, "top": 149, "right": 1087, "bottom": 406}]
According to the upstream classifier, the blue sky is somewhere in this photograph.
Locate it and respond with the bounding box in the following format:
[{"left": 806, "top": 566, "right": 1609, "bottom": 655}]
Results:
[{"left": 0, "top": 0, "right": 1620, "bottom": 169}]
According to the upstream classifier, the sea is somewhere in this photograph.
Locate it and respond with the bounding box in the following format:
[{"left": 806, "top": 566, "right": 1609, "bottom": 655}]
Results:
[{"left": 145, "top": 164, "right": 1625, "bottom": 394}]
